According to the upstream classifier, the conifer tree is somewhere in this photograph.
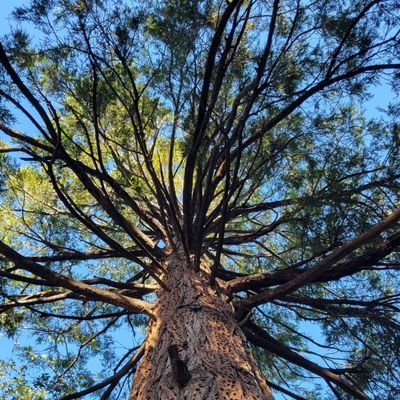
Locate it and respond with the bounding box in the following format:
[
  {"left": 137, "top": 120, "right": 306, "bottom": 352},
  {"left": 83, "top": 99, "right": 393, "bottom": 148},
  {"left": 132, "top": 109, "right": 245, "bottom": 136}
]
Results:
[{"left": 0, "top": 1, "right": 400, "bottom": 398}]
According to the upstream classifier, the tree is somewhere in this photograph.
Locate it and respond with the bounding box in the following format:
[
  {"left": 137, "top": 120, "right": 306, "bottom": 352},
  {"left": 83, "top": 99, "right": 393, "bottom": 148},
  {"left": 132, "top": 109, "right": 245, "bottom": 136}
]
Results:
[{"left": 0, "top": 0, "right": 399, "bottom": 398}]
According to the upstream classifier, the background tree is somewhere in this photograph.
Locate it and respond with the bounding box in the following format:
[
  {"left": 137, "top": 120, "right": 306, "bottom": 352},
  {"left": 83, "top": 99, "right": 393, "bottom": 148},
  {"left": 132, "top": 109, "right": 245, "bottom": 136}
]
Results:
[{"left": 0, "top": 0, "right": 400, "bottom": 399}]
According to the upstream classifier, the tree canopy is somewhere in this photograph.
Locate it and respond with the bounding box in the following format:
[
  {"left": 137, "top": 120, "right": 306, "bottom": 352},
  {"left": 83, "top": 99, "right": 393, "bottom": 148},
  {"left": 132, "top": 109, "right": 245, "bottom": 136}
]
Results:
[{"left": 0, "top": 0, "right": 400, "bottom": 399}]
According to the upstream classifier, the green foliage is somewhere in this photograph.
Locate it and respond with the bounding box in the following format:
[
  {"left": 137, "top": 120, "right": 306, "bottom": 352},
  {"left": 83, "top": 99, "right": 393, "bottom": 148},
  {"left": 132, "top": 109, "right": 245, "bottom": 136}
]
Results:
[{"left": 0, "top": 360, "right": 47, "bottom": 399}]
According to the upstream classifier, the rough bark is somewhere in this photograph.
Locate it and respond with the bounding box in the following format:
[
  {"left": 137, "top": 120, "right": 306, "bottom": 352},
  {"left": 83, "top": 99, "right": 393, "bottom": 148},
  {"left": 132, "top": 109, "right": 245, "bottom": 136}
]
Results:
[{"left": 130, "top": 251, "right": 273, "bottom": 400}]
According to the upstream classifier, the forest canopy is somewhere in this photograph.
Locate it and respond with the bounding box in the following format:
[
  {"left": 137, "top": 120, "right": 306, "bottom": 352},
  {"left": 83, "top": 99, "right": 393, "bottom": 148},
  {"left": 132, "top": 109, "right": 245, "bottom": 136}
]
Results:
[{"left": 0, "top": 0, "right": 400, "bottom": 399}]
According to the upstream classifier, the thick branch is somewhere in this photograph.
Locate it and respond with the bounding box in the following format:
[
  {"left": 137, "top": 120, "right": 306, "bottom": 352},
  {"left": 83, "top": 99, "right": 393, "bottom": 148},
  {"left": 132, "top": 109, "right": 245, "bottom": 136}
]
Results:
[
  {"left": 237, "top": 207, "right": 400, "bottom": 308},
  {"left": 227, "top": 230, "right": 400, "bottom": 294},
  {"left": 183, "top": 0, "right": 243, "bottom": 250},
  {"left": 244, "top": 321, "right": 370, "bottom": 400},
  {"left": 0, "top": 240, "right": 153, "bottom": 316},
  {"left": 1, "top": 291, "right": 81, "bottom": 312}
]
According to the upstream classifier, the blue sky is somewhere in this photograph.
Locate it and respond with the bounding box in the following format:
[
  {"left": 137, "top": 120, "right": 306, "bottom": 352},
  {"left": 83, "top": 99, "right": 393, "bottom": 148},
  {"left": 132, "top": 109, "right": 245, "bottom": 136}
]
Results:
[{"left": 1, "top": 1, "right": 25, "bottom": 31}]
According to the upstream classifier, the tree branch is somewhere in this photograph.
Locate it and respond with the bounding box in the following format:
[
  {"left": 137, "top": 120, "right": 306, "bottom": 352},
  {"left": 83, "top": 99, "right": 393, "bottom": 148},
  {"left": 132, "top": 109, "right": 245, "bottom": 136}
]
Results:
[
  {"left": 244, "top": 321, "right": 370, "bottom": 400},
  {"left": 237, "top": 207, "right": 400, "bottom": 308},
  {"left": 0, "top": 240, "right": 154, "bottom": 316},
  {"left": 58, "top": 343, "right": 145, "bottom": 400}
]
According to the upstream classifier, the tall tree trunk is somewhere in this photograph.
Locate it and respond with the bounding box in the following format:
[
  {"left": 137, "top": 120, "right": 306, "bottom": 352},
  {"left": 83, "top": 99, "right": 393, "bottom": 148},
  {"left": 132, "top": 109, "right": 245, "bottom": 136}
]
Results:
[{"left": 130, "top": 251, "right": 273, "bottom": 399}]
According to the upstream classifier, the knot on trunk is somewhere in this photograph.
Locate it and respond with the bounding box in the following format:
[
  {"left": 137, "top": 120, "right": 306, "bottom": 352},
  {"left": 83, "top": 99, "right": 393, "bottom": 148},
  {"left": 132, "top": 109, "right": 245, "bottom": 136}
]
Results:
[{"left": 168, "top": 344, "right": 191, "bottom": 386}]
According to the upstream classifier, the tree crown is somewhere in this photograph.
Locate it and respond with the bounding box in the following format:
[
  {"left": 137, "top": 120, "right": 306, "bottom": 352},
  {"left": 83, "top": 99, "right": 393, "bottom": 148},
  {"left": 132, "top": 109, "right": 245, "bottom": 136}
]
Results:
[{"left": 0, "top": 0, "right": 400, "bottom": 398}]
